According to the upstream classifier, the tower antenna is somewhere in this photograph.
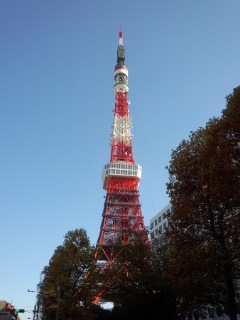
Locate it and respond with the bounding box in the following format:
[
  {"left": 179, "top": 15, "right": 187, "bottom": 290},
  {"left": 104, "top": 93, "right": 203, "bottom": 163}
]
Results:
[{"left": 119, "top": 23, "right": 123, "bottom": 39}]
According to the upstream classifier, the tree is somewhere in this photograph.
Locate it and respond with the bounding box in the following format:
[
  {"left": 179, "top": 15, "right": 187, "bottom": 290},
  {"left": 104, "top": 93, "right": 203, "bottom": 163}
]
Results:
[
  {"left": 37, "top": 228, "right": 96, "bottom": 320},
  {"left": 166, "top": 87, "right": 240, "bottom": 319},
  {"left": 96, "top": 229, "right": 177, "bottom": 320}
]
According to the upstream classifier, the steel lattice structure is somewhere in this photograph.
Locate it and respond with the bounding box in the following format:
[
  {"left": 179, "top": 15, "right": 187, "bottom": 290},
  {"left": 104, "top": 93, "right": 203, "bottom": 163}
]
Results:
[{"left": 95, "top": 28, "right": 147, "bottom": 266}]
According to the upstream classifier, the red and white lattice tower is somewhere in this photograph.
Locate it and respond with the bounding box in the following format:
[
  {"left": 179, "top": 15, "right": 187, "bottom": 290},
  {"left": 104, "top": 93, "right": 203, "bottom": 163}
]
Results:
[{"left": 95, "top": 28, "right": 147, "bottom": 265}]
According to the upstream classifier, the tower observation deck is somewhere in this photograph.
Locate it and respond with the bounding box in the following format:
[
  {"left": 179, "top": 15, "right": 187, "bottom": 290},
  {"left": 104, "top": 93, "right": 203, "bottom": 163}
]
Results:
[{"left": 95, "top": 29, "right": 147, "bottom": 267}]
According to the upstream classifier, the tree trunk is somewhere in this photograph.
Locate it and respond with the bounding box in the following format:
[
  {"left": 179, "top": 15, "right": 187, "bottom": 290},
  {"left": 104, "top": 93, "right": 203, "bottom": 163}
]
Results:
[{"left": 225, "top": 267, "right": 237, "bottom": 320}]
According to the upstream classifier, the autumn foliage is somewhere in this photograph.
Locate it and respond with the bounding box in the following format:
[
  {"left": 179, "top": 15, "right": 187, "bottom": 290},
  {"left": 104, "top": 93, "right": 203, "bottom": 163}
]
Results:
[{"left": 166, "top": 87, "right": 240, "bottom": 319}]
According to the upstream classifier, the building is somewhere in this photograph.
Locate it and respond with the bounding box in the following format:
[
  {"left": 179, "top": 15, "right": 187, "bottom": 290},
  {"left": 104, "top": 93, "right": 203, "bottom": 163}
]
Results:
[
  {"left": 0, "top": 301, "right": 18, "bottom": 320},
  {"left": 149, "top": 202, "right": 173, "bottom": 241}
]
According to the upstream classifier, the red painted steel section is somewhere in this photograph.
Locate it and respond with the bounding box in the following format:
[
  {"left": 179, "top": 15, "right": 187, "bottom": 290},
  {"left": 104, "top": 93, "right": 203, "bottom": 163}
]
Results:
[{"left": 114, "top": 92, "right": 129, "bottom": 117}]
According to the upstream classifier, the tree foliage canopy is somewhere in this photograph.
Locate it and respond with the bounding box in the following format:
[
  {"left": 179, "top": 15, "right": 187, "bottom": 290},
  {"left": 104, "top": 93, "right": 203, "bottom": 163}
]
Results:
[
  {"left": 166, "top": 86, "right": 240, "bottom": 318},
  {"left": 37, "top": 228, "right": 95, "bottom": 320},
  {"left": 95, "top": 229, "right": 177, "bottom": 320}
]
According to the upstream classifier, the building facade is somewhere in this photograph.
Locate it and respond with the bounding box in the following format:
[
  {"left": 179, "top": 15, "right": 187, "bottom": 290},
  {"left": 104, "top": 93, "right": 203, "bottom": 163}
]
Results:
[
  {"left": 0, "top": 301, "right": 19, "bottom": 320},
  {"left": 149, "top": 202, "right": 173, "bottom": 241}
]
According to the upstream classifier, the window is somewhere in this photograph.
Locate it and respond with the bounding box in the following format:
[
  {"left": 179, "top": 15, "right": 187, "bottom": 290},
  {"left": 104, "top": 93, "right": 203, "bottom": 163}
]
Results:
[
  {"left": 159, "top": 225, "right": 162, "bottom": 233},
  {"left": 154, "top": 219, "right": 157, "bottom": 226},
  {"left": 155, "top": 229, "right": 158, "bottom": 235},
  {"left": 150, "top": 232, "right": 154, "bottom": 239},
  {"left": 163, "top": 222, "right": 167, "bottom": 229},
  {"left": 150, "top": 222, "right": 153, "bottom": 230},
  {"left": 158, "top": 216, "right": 161, "bottom": 223}
]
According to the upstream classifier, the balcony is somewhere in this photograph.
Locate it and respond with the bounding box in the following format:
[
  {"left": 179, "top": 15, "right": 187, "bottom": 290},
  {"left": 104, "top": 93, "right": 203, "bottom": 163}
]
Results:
[{"left": 102, "top": 162, "right": 142, "bottom": 187}]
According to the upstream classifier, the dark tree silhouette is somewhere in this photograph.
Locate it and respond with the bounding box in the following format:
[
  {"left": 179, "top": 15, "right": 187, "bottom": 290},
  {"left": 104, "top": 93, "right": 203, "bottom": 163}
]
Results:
[
  {"left": 166, "top": 87, "right": 240, "bottom": 320},
  {"left": 37, "top": 228, "right": 95, "bottom": 320}
]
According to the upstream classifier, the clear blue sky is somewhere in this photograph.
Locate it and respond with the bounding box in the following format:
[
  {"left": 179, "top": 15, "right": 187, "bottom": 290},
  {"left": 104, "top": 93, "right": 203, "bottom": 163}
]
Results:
[{"left": 1, "top": 0, "right": 239, "bottom": 318}]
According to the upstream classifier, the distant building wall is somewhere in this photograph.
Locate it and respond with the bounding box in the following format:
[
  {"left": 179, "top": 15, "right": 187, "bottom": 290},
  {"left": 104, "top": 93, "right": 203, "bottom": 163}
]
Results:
[
  {"left": 0, "top": 301, "right": 18, "bottom": 320},
  {"left": 149, "top": 202, "right": 173, "bottom": 240}
]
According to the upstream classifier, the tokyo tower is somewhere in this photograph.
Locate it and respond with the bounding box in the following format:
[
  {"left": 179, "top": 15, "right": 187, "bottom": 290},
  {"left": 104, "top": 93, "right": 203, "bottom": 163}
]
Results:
[{"left": 95, "top": 28, "right": 147, "bottom": 266}]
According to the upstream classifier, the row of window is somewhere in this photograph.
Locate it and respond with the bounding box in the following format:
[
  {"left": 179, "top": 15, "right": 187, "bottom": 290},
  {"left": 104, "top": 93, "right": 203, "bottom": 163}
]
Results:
[
  {"left": 105, "top": 163, "right": 140, "bottom": 172},
  {"left": 150, "top": 222, "right": 167, "bottom": 239},
  {"left": 105, "top": 168, "right": 138, "bottom": 176},
  {"left": 150, "top": 207, "right": 173, "bottom": 230},
  {"left": 157, "top": 222, "right": 167, "bottom": 235},
  {"left": 104, "top": 163, "right": 142, "bottom": 179}
]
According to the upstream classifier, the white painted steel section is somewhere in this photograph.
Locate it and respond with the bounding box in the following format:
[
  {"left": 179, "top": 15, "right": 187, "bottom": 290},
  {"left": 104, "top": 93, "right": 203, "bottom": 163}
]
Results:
[
  {"left": 102, "top": 162, "right": 142, "bottom": 186},
  {"left": 119, "top": 37, "right": 123, "bottom": 46},
  {"left": 114, "top": 83, "right": 129, "bottom": 93},
  {"left": 111, "top": 115, "right": 132, "bottom": 144},
  {"left": 114, "top": 68, "right": 128, "bottom": 77}
]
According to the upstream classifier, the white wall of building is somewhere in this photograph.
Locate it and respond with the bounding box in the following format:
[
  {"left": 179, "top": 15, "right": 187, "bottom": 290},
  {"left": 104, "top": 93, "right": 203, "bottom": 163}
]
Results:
[{"left": 149, "top": 202, "right": 173, "bottom": 240}]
